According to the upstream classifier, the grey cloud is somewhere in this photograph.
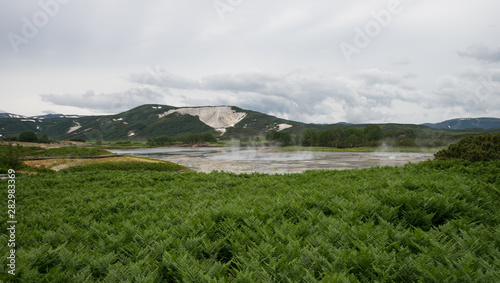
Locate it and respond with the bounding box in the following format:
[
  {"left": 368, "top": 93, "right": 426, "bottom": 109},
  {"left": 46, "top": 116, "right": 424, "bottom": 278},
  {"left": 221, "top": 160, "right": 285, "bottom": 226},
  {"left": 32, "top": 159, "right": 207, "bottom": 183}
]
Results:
[
  {"left": 391, "top": 58, "right": 412, "bottom": 66},
  {"left": 354, "top": 69, "right": 403, "bottom": 86},
  {"left": 134, "top": 69, "right": 422, "bottom": 123},
  {"left": 458, "top": 44, "right": 500, "bottom": 63},
  {"left": 40, "top": 88, "right": 166, "bottom": 113},
  {"left": 129, "top": 68, "right": 200, "bottom": 89},
  {"left": 432, "top": 67, "right": 500, "bottom": 114},
  {"left": 36, "top": 66, "right": 498, "bottom": 124},
  {"left": 201, "top": 72, "right": 279, "bottom": 93}
]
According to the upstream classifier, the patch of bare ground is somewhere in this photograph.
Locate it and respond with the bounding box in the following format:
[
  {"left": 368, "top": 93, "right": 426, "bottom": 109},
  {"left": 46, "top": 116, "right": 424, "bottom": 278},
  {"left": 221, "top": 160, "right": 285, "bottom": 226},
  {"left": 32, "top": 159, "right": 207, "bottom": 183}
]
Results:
[{"left": 24, "top": 156, "right": 163, "bottom": 171}]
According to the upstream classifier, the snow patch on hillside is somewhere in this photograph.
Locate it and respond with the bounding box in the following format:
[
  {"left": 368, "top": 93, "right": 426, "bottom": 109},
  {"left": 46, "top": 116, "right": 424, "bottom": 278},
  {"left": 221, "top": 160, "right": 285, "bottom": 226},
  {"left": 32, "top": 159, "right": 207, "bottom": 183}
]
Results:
[
  {"left": 67, "top": 121, "right": 82, "bottom": 134},
  {"left": 158, "top": 107, "right": 247, "bottom": 135}
]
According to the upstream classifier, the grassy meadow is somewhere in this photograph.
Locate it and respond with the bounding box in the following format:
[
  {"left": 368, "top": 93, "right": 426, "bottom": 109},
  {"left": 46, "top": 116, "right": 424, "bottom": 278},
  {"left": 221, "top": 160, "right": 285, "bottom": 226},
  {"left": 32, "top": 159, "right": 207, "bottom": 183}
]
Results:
[{"left": 1, "top": 159, "right": 499, "bottom": 282}]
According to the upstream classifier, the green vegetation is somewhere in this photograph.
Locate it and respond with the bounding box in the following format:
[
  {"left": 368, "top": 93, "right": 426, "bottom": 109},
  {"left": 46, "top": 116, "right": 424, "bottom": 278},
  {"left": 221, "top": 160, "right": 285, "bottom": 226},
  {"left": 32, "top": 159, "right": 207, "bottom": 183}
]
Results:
[
  {"left": 435, "top": 133, "right": 500, "bottom": 162},
  {"left": 0, "top": 144, "right": 23, "bottom": 173},
  {"left": 22, "top": 146, "right": 113, "bottom": 158},
  {"left": 147, "top": 133, "right": 217, "bottom": 146},
  {"left": 18, "top": 131, "right": 38, "bottom": 142},
  {"left": 16, "top": 131, "right": 51, "bottom": 143},
  {"left": 301, "top": 126, "right": 384, "bottom": 147},
  {"left": 0, "top": 145, "right": 113, "bottom": 173},
  {"left": 1, "top": 160, "right": 499, "bottom": 281},
  {"left": 266, "top": 130, "right": 292, "bottom": 146},
  {"left": 60, "top": 161, "right": 188, "bottom": 173},
  {"left": 279, "top": 146, "right": 443, "bottom": 153}
]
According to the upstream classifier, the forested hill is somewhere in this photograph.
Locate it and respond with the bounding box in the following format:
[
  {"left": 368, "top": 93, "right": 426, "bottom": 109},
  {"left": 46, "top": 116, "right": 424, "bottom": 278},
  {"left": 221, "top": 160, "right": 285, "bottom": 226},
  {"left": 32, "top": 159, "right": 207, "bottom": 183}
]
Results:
[
  {"left": 0, "top": 105, "right": 303, "bottom": 141},
  {"left": 0, "top": 105, "right": 499, "bottom": 143}
]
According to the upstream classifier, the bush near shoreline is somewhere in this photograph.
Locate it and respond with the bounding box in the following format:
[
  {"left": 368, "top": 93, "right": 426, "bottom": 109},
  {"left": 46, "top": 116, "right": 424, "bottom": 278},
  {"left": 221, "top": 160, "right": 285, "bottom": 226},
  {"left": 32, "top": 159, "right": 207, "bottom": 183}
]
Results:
[{"left": 435, "top": 133, "right": 500, "bottom": 162}]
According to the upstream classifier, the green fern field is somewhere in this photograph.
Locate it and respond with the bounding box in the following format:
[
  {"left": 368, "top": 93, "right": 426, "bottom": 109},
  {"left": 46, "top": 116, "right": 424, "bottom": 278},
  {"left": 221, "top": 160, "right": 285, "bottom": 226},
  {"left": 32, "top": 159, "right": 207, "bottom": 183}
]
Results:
[{"left": 1, "top": 160, "right": 500, "bottom": 282}]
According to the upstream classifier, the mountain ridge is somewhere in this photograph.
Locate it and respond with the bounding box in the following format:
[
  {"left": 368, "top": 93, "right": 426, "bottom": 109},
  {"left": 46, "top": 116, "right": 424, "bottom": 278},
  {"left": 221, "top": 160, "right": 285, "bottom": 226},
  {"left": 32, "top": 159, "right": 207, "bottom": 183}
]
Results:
[
  {"left": 1, "top": 105, "right": 499, "bottom": 141},
  {"left": 422, "top": 117, "right": 500, "bottom": 130},
  {"left": 0, "top": 105, "right": 299, "bottom": 140}
]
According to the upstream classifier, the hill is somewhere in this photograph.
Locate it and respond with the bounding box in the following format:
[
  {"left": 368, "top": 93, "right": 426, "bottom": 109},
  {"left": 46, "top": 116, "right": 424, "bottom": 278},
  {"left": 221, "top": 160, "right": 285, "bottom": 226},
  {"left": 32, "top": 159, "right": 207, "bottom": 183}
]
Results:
[
  {"left": 0, "top": 105, "right": 302, "bottom": 141},
  {"left": 0, "top": 113, "right": 26, "bottom": 119},
  {"left": 0, "top": 105, "right": 499, "bottom": 143},
  {"left": 423, "top": 117, "right": 500, "bottom": 130}
]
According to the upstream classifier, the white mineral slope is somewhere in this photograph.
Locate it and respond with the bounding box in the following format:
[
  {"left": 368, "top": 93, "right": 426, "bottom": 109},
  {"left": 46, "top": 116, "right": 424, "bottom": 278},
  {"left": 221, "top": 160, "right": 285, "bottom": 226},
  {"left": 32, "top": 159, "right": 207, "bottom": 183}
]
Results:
[
  {"left": 277, "top": 124, "right": 293, "bottom": 131},
  {"left": 158, "top": 106, "right": 247, "bottom": 135},
  {"left": 67, "top": 121, "right": 82, "bottom": 134}
]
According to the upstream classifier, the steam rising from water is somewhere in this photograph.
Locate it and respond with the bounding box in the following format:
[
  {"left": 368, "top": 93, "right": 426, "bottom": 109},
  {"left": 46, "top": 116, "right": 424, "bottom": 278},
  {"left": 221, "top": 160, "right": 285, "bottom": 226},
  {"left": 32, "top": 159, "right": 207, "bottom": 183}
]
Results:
[
  {"left": 109, "top": 146, "right": 434, "bottom": 174},
  {"left": 208, "top": 147, "right": 313, "bottom": 161}
]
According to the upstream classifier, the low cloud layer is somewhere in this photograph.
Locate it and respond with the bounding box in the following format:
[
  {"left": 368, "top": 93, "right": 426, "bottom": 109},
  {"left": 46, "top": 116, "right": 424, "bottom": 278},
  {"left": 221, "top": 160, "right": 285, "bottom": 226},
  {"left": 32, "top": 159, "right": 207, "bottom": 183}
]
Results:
[
  {"left": 129, "top": 68, "right": 427, "bottom": 123},
  {"left": 40, "top": 67, "right": 500, "bottom": 124}
]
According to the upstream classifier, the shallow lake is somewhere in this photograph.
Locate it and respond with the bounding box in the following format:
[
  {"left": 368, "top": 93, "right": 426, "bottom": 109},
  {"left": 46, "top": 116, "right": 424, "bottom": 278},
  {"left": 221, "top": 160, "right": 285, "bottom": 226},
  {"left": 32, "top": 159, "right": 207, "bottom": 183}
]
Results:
[{"left": 110, "top": 147, "right": 434, "bottom": 174}]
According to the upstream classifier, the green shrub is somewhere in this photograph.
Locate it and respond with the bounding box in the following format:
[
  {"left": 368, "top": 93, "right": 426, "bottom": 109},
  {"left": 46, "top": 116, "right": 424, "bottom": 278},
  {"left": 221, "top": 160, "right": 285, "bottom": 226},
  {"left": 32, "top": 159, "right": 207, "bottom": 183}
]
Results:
[
  {"left": 266, "top": 130, "right": 292, "bottom": 146},
  {"left": 3, "top": 136, "right": 17, "bottom": 142},
  {"left": 435, "top": 133, "right": 500, "bottom": 161},
  {"left": 0, "top": 143, "right": 23, "bottom": 172},
  {"left": 18, "top": 130, "right": 38, "bottom": 142}
]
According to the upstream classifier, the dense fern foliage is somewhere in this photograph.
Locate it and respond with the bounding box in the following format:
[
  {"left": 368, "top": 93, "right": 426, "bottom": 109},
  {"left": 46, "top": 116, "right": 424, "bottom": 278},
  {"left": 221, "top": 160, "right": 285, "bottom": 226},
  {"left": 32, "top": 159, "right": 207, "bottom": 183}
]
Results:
[
  {"left": 435, "top": 133, "right": 500, "bottom": 161},
  {"left": 1, "top": 160, "right": 499, "bottom": 281},
  {"left": 59, "top": 161, "right": 188, "bottom": 173},
  {"left": 23, "top": 147, "right": 113, "bottom": 158}
]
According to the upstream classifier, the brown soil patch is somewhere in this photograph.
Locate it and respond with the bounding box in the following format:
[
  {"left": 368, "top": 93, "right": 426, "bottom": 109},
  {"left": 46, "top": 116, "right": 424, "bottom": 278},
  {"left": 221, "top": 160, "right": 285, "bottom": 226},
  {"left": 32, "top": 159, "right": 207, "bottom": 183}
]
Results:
[{"left": 24, "top": 156, "right": 163, "bottom": 171}]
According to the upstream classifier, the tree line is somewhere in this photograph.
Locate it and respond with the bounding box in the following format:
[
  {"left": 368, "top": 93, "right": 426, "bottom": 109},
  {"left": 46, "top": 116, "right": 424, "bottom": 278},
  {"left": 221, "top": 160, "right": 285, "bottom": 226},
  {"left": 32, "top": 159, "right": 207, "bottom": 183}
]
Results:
[
  {"left": 147, "top": 133, "right": 216, "bottom": 146},
  {"left": 2, "top": 131, "right": 51, "bottom": 143},
  {"left": 266, "top": 125, "right": 386, "bottom": 147}
]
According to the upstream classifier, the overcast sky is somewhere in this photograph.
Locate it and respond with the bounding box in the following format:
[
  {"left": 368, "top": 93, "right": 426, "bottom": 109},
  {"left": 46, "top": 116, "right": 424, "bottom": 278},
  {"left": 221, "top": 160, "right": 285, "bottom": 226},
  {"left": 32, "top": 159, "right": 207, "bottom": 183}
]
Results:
[{"left": 1, "top": 0, "right": 499, "bottom": 124}]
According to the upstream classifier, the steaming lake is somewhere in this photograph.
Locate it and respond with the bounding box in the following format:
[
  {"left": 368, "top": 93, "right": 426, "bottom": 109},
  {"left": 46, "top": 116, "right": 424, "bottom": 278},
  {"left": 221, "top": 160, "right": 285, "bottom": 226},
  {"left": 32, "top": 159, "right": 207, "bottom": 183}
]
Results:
[{"left": 109, "top": 147, "right": 434, "bottom": 174}]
